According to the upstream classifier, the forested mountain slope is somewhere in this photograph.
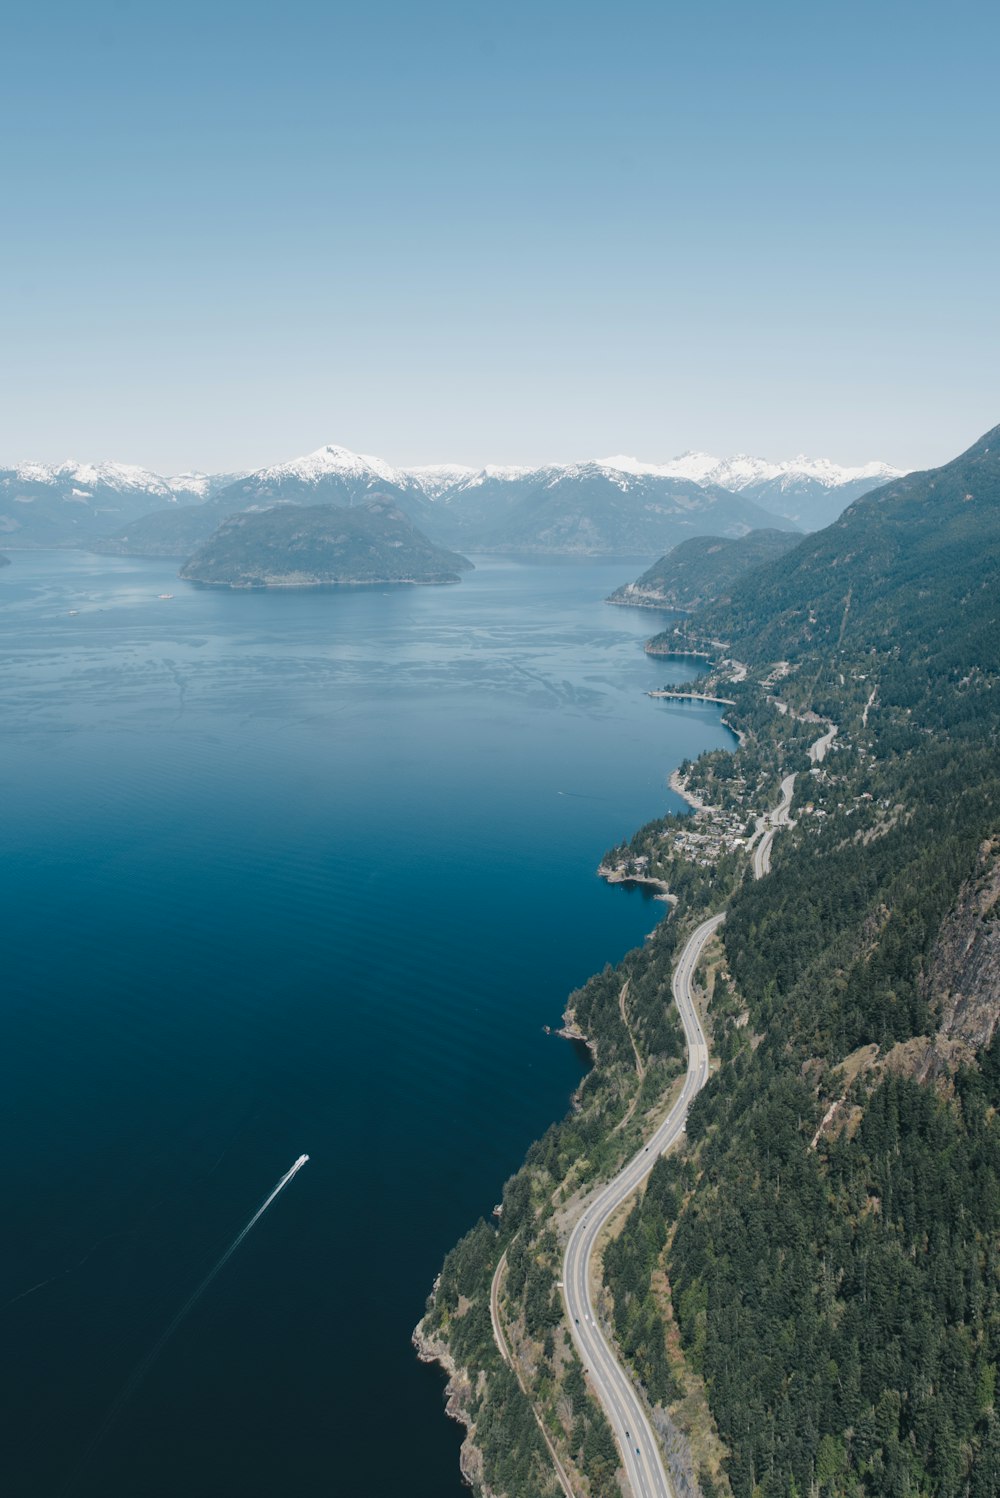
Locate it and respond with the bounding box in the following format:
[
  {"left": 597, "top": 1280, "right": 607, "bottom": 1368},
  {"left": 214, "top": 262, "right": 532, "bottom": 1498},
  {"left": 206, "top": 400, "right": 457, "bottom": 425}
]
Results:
[
  {"left": 693, "top": 423, "right": 1000, "bottom": 669},
  {"left": 434, "top": 464, "right": 795, "bottom": 556},
  {"left": 420, "top": 423, "right": 1000, "bottom": 1498},
  {"left": 649, "top": 423, "right": 1000, "bottom": 1497},
  {"left": 607, "top": 529, "right": 801, "bottom": 611}
]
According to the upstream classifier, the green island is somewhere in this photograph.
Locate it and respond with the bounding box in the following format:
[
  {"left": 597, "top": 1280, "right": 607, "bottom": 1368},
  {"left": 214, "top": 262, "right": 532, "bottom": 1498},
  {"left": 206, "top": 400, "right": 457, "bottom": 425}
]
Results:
[
  {"left": 416, "top": 423, "right": 1000, "bottom": 1498},
  {"left": 178, "top": 498, "right": 472, "bottom": 588}
]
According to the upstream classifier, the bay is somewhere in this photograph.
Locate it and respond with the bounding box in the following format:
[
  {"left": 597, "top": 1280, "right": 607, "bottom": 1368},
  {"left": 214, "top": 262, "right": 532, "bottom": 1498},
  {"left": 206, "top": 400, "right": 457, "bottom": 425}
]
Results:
[{"left": 0, "top": 550, "right": 734, "bottom": 1497}]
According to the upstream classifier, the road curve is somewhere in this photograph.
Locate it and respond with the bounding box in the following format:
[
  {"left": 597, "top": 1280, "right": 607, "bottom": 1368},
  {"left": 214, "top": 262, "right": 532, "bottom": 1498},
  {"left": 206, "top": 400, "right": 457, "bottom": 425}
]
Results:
[
  {"left": 562, "top": 912, "right": 724, "bottom": 1498},
  {"left": 751, "top": 772, "right": 796, "bottom": 880},
  {"left": 808, "top": 723, "right": 837, "bottom": 764},
  {"left": 558, "top": 726, "right": 823, "bottom": 1493}
]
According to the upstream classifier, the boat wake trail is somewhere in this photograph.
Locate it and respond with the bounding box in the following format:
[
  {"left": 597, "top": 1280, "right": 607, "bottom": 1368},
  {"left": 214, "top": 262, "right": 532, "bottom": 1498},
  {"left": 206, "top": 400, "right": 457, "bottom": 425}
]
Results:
[{"left": 61, "top": 1155, "right": 309, "bottom": 1496}]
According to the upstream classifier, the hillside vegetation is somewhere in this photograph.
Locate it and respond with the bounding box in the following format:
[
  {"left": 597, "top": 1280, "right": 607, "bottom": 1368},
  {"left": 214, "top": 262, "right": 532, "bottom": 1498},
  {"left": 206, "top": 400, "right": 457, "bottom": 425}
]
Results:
[
  {"left": 421, "top": 422, "right": 1000, "bottom": 1498},
  {"left": 179, "top": 500, "right": 472, "bottom": 588},
  {"left": 608, "top": 530, "right": 801, "bottom": 612},
  {"left": 647, "top": 423, "right": 1000, "bottom": 1497}
]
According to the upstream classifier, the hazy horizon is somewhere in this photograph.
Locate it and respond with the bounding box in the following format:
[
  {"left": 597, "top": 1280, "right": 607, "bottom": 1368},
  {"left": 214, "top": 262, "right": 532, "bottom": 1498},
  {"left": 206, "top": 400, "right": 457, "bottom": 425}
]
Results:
[
  {"left": 0, "top": 435, "right": 920, "bottom": 478},
  {"left": 2, "top": 0, "right": 997, "bottom": 475}
]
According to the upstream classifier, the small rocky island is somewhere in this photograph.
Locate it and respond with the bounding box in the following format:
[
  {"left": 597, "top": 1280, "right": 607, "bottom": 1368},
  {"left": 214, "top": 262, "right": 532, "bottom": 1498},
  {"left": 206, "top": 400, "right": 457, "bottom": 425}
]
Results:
[{"left": 179, "top": 498, "right": 473, "bottom": 589}]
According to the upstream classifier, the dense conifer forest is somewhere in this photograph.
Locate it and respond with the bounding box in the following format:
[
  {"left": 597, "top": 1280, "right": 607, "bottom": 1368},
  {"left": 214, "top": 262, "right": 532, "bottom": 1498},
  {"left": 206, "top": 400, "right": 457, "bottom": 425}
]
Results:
[{"left": 420, "top": 424, "right": 1000, "bottom": 1498}]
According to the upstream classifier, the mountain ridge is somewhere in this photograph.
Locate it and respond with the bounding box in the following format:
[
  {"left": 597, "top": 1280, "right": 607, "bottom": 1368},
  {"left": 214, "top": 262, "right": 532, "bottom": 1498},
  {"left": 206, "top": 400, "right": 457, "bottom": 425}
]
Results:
[
  {"left": 608, "top": 528, "right": 802, "bottom": 611},
  {"left": 669, "top": 420, "right": 1000, "bottom": 678},
  {"left": 2, "top": 441, "right": 905, "bottom": 553}
]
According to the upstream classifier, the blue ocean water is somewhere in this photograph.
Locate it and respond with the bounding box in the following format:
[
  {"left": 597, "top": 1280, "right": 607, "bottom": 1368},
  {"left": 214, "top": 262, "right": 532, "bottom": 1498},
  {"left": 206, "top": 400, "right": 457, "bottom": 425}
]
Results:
[{"left": 0, "top": 551, "right": 733, "bottom": 1497}]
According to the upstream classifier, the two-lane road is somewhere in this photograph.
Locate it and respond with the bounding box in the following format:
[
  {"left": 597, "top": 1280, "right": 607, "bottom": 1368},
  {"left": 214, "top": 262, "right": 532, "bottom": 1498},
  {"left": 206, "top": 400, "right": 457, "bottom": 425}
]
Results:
[
  {"left": 562, "top": 912, "right": 725, "bottom": 1498},
  {"left": 751, "top": 772, "right": 796, "bottom": 880},
  {"left": 559, "top": 727, "right": 825, "bottom": 1493}
]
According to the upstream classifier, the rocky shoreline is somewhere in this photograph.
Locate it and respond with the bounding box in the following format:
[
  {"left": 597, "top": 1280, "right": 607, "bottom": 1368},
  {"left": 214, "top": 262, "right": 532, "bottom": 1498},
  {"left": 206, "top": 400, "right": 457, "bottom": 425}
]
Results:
[
  {"left": 596, "top": 862, "right": 675, "bottom": 900},
  {"left": 605, "top": 585, "right": 687, "bottom": 611},
  {"left": 412, "top": 1316, "right": 497, "bottom": 1496}
]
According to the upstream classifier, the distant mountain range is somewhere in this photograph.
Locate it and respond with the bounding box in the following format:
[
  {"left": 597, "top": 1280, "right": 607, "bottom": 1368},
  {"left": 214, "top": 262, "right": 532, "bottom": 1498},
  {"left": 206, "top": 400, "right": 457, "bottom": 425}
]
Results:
[
  {"left": 0, "top": 460, "right": 247, "bottom": 549},
  {"left": 596, "top": 452, "right": 903, "bottom": 529},
  {"left": 0, "top": 443, "right": 905, "bottom": 557}
]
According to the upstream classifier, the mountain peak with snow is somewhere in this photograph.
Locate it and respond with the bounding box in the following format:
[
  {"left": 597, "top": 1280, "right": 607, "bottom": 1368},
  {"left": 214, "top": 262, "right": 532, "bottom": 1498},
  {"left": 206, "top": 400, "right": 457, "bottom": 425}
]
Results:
[
  {"left": 0, "top": 439, "right": 910, "bottom": 552},
  {"left": 405, "top": 463, "right": 479, "bottom": 498},
  {"left": 4, "top": 458, "right": 175, "bottom": 498},
  {"left": 593, "top": 451, "right": 905, "bottom": 492},
  {"left": 255, "top": 444, "right": 412, "bottom": 489}
]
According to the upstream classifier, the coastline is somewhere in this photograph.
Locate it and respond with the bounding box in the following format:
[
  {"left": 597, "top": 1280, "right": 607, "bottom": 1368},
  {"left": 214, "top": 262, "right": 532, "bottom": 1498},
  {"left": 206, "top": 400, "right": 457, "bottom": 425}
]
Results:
[
  {"left": 414, "top": 669, "right": 739, "bottom": 1498},
  {"left": 412, "top": 1317, "right": 499, "bottom": 1498},
  {"left": 644, "top": 642, "right": 713, "bottom": 659},
  {"left": 668, "top": 766, "right": 707, "bottom": 812},
  {"left": 179, "top": 572, "right": 465, "bottom": 590},
  {"left": 648, "top": 689, "right": 736, "bottom": 706},
  {"left": 597, "top": 863, "right": 676, "bottom": 901},
  {"left": 415, "top": 759, "right": 706, "bottom": 1495},
  {"left": 606, "top": 589, "right": 691, "bottom": 613}
]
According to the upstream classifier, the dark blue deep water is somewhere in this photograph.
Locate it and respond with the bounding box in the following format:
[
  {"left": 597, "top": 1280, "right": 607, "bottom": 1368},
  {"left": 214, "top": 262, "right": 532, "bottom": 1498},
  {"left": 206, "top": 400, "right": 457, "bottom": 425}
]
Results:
[{"left": 0, "top": 551, "right": 733, "bottom": 1497}]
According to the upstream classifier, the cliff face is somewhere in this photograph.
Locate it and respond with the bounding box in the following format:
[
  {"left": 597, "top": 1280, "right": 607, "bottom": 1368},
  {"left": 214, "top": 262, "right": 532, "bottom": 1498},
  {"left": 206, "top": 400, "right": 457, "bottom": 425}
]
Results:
[
  {"left": 925, "top": 836, "right": 1000, "bottom": 1053},
  {"left": 869, "top": 837, "right": 1000, "bottom": 1087},
  {"left": 412, "top": 1319, "right": 497, "bottom": 1498}
]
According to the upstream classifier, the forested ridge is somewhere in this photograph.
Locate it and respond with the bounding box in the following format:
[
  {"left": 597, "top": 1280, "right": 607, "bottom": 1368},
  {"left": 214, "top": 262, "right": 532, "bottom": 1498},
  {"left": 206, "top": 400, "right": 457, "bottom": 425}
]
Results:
[
  {"left": 421, "top": 424, "right": 1000, "bottom": 1498},
  {"left": 609, "top": 530, "right": 801, "bottom": 612},
  {"left": 647, "top": 423, "right": 1000, "bottom": 1496}
]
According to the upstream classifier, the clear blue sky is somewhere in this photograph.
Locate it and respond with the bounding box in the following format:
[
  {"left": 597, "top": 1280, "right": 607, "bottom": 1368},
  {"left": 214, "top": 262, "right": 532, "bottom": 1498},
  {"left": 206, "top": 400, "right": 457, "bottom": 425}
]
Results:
[{"left": 1, "top": 0, "right": 997, "bottom": 473}]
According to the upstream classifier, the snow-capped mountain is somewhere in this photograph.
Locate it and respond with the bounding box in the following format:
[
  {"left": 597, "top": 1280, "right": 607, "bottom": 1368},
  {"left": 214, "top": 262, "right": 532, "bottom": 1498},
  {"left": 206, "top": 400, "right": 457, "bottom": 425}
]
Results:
[
  {"left": 413, "top": 463, "right": 537, "bottom": 495},
  {"left": 400, "top": 457, "right": 802, "bottom": 555},
  {"left": 431, "top": 463, "right": 797, "bottom": 555},
  {"left": 402, "top": 450, "right": 904, "bottom": 532},
  {"left": 94, "top": 446, "right": 435, "bottom": 559},
  {"left": 4, "top": 459, "right": 176, "bottom": 500},
  {"left": 209, "top": 445, "right": 431, "bottom": 518},
  {"left": 591, "top": 452, "right": 905, "bottom": 529},
  {"left": 0, "top": 459, "right": 192, "bottom": 548},
  {"left": 595, "top": 451, "right": 900, "bottom": 490},
  {"left": 406, "top": 464, "right": 482, "bottom": 497},
  {"left": 1, "top": 440, "right": 905, "bottom": 555},
  {"left": 165, "top": 471, "right": 251, "bottom": 503},
  {"left": 249, "top": 443, "right": 423, "bottom": 493}
]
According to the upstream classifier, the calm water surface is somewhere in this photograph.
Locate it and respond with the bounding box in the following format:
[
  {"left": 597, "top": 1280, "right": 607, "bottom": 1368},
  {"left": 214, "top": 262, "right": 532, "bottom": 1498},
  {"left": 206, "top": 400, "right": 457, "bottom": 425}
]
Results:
[{"left": 0, "top": 551, "right": 733, "bottom": 1497}]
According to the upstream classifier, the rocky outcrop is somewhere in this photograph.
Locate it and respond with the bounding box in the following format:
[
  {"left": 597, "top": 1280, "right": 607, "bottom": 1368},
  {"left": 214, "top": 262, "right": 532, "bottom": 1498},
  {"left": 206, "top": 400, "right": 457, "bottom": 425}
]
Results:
[
  {"left": 925, "top": 836, "right": 1000, "bottom": 1053},
  {"left": 412, "top": 1315, "right": 497, "bottom": 1497}
]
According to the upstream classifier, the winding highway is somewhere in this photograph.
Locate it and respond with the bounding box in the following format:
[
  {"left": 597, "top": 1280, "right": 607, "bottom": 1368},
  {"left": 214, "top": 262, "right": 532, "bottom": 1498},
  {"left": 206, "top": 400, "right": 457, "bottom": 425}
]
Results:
[
  {"left": 559, "top": 729, "right": 821, "bottom": 1493},
  {"left": 562, "top": 912, "right": 724, "bottom": 1498},
  {"left": 751, "top": 772, "right": 797, "bottom": 880}
]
